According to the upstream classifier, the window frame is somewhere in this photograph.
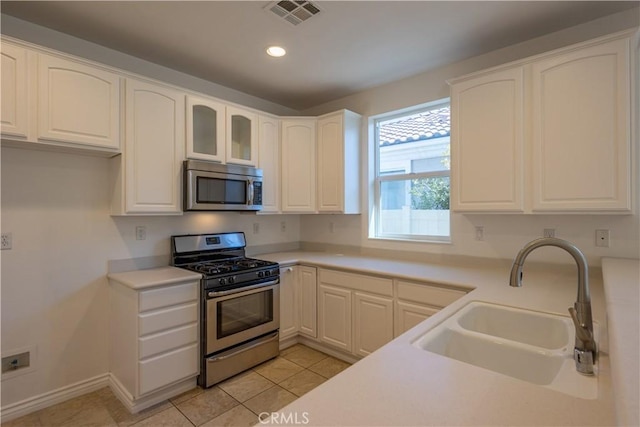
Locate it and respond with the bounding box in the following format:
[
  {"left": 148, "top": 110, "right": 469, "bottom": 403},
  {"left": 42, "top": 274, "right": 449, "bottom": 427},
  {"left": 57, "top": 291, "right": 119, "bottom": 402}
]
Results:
[{"left": 371, "top": 100, "right": 451, "bottom": 243}]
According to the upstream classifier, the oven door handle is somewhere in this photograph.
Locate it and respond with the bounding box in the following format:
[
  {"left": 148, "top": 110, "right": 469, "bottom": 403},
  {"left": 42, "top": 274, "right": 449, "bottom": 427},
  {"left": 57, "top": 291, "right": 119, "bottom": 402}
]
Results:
[{"left": 207, "top": 279, "right": 279, "bottom": 298}]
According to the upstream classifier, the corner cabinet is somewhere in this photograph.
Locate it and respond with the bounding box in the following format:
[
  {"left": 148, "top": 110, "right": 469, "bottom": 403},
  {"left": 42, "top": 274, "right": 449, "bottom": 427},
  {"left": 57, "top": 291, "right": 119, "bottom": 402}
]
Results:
[
  {"left": 110, "top": 78, "right": 185, "bottom": 215},
  {"left": 449, "top": 31, "right": 633, "bottom": 214},
  {"left": 258, "top": 114, "right": 281, "bottom": 213},
  {"left": 1, "top": 42, "right": 29, "bottom": 139},
  {"left": 226, "top": 106, "right": 258, "bottom": 166},
  {"left": 317, "top": 110, "right": 362, "bottom": 214},
  {"left": 317, "top": 269, "right": 393, "bottom": 357},
  {"left": 280, "top": 265, "right": 317, "bottom": 342},
  {"left": 281, "top": 118, "right": 317, "bottom": 213},
  {"left": 186, "top": 95, "right": 226, "bottom": 163}
]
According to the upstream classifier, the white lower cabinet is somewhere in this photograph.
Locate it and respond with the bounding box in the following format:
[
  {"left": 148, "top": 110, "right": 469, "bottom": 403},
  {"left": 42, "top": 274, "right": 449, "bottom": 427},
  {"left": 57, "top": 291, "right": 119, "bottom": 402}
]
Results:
[
  {"left": 280, "top": 266, "right": 298, "bottom": 340},
  {"left": 298, "top": 266, "right": 317, "bottom": 337},
  {"left": 284, "top": 266, "right": 468, "bottom": 359},
  {"left": 318, "top": 284, "right": 353, "bottom": 352},
  {"left": 394, "top": 279, "right": 466, "bottom": 337},
  {"left": 395, "top": 301, "right": 439, "bottom": 337},
  {"left": 280, "top": 265, "right": 317, "bottom": 341},
  {"left": 353, "top": 292, "right": 393, "bottom": 357},
  {"left": 108, "top": 272, "right": 200, "bottom": 413},
  {"left": 317, "top": 269, "right": 393, "bottom": 355}
]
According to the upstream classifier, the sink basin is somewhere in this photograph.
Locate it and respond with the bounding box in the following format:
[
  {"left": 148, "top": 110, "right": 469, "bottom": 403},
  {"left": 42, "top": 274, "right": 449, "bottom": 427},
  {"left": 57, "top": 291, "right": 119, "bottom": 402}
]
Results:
[
  {"left": 456, "top": 301, "right": 571, "bottom": 349},
  {"left": 413, "top": 301, "right": 598, "bottom": 399}
]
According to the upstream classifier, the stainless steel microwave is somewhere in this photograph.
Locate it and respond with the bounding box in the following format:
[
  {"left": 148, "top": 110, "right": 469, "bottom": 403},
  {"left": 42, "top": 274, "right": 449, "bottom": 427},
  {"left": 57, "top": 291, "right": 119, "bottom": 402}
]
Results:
[{"left": 184, "top": 160, "right": 263, "bottom": 211}]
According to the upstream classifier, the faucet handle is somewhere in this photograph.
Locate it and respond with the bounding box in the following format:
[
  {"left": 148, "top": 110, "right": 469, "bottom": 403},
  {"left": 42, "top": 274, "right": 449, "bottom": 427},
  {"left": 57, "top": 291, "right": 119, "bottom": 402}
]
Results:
[
  {"left": 568, "top": 307, "right": 593, "bottom": 343},
  {"left": 573, "top": 348, "right": 595, "bottom": 375}
]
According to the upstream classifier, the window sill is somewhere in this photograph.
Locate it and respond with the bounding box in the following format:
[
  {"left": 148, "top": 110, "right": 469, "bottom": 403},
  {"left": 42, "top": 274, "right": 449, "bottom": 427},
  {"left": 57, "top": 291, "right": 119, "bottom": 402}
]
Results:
[{"left": 368, "top": 235, "right": 452, "bottom": 245}]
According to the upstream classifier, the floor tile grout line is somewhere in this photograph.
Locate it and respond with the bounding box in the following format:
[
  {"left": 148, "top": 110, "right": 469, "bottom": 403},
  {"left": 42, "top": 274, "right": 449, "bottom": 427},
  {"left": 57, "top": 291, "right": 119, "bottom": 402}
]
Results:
[{"left": 168, "top": 399, "right": 197, "bottom": 427}]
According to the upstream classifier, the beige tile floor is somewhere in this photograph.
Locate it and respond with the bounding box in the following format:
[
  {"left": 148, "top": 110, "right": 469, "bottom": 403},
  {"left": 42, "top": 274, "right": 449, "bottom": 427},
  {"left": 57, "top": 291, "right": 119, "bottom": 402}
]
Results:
[{"left": 2, "top": 345, "right": 350, "bottom": 427}]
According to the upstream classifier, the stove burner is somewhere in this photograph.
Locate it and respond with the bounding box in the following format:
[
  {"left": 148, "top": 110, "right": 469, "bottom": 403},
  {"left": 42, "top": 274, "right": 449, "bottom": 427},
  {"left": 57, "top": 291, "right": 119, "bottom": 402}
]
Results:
[{"left": 185, "top": 257, "right": 277, "bottom": 277}]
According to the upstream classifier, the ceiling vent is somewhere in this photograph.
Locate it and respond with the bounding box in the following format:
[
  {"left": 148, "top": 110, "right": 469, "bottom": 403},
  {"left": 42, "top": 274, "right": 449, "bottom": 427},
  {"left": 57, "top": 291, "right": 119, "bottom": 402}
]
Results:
[{"left": 267, "top": 1, "right": 321, "bottom": 26}]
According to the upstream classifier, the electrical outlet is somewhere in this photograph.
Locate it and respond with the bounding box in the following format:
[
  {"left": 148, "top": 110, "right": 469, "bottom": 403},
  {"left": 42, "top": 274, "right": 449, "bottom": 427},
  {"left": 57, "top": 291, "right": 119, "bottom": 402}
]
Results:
[
  {"left": 475, "top": 226, "right": 484, "bottom": 241},
  {"left": 280, "top": 221, "right": 286, "bottom": 232},
  {"left": 253, "top": 223, "right": 260, "bottom": 234},
  {"left": 595, "top": 229, "right": 610, "bottom": 248},
  {"left": 543, "top": 228, "right": 556, "bottom": 238},
  {"left": 2, "top": 351, "right": 30, "bottom": 373},
  {"left": 1, "top": 232, "right": 12, "bottom": 250},
  {"left": 135, "top": 226, "right": 146, "bottom": 241},
  {"left": 329, "top": 222, "right": 334, "bottom": 233}
]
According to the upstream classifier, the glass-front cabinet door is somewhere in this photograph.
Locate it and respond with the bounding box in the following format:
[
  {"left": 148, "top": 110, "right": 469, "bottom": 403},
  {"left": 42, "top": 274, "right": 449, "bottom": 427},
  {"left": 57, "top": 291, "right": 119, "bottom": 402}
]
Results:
[
  {"left": 226, "top": 106, "right": 258, "bottom": 166},
  {"left": 186, "top": 95, "right": 225, "bottom": 162}
]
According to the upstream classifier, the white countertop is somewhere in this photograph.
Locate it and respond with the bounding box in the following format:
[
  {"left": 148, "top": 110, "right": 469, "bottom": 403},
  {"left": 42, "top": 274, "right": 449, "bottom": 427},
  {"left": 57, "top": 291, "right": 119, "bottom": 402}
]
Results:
[
  {"left": 256, "top": 251, "right": 631, "bottom": 426},
  {"left": 601, "top": 257, "right": 640, "bottom": 426},
  {"left": 107, "top": 266, "right": 201, "bottom": 289}
]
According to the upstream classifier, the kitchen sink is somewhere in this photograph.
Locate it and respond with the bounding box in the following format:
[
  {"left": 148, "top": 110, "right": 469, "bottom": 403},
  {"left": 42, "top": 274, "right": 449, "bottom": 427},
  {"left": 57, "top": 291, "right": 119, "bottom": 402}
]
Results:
[
  {"left": 456, "top": 301, "right": 571, "bottom": 349},
  {"left": 413, "top": 301, "right": 598, "bottom": 399}
]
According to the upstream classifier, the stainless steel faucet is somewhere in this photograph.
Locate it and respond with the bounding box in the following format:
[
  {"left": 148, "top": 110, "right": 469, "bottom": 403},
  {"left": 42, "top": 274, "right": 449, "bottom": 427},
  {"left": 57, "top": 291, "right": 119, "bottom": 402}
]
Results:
[{"left": 509, "top": 237, "right": 597, "bottom": 375}]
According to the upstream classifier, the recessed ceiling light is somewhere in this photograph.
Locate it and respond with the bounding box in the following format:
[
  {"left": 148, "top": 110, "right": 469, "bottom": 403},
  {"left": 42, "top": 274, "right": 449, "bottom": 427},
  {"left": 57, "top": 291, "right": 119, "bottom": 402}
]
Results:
[{"left": 266, "top": 46, "right": 286, "bottom": 57}]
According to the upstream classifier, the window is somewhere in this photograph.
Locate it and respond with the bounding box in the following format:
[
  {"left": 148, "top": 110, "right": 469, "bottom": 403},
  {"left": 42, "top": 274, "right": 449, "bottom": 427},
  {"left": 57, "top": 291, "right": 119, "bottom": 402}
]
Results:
[{"left": 372, "top": 102, "right": 450, "bottom": 241}]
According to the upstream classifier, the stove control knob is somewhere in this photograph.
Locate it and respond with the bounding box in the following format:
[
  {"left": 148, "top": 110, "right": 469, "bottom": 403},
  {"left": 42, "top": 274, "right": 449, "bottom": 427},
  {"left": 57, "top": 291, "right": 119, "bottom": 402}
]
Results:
[
  {"left": 219, "top": 278, "right": 226, "bottom": 286},
  {"left": 228, "top": 276, "right": 235, "bottom": 284},
  {"left": 265, "top": 270, "right": 271, "bottom": 277},
  {"left": 257, "top": 271, "right": 264, "bottom": 278}
]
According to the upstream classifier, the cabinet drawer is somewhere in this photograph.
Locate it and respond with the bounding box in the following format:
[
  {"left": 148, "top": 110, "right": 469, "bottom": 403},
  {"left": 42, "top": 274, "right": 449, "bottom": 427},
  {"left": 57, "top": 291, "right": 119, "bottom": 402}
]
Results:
[
  {"left": 139, "top": 322, "right": 198, "bottom": 359},
  {"left": 319, "top": 269, "right": 392, "bottom": 296},
  {"left": 138, "top": 303, "right": 198, "bottom": 336},
  {"left": 139, "top": 282, "right": 198, "bottom": 312},
  {"left": 396, "top": 280, "right": 466, "bottom": 307},
  {"left": 138, "top": 343, "right": 198, "bottom": 396}
]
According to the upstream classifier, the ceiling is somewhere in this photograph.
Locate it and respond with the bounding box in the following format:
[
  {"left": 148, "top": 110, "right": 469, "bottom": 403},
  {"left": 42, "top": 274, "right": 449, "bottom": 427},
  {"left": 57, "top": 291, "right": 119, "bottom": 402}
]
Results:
[{"left": 2, "top": 1, "right": 638, "bottom": 110}]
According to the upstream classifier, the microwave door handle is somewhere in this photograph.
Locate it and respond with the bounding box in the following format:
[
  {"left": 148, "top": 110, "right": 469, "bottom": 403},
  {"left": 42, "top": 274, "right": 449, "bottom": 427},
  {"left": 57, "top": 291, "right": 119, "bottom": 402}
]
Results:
[{"left": 247, "top": 180, "right": 254, "bottom": 205}]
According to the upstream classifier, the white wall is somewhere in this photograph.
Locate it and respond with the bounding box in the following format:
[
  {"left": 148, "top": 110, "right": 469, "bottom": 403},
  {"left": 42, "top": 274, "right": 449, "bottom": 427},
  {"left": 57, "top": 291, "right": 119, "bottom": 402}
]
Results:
[
  {"left": 0, "top": 147, "right": 300, "bottom": 407},
  {"left": 300, "top": 9, "right": 640, "bottom": 266}
]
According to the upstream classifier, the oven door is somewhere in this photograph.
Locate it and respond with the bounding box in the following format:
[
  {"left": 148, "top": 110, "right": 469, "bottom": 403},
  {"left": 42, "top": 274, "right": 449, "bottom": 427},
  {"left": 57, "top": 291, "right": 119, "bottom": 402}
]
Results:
[{"left": 206, "top": 280, "right": 279, "bottom": 354}]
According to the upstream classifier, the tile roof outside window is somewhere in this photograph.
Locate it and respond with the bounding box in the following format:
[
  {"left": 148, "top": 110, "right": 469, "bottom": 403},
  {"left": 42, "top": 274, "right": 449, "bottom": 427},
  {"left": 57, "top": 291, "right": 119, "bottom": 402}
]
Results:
[{"left": 379, "top": 107, "right": 450, "bottom": 146}]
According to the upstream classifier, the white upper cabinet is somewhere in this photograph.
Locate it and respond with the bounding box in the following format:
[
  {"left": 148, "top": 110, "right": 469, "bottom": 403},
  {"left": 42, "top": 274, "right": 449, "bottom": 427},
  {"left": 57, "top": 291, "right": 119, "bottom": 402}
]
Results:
[
  {"left": 258, "top": 114, "right": 281, "bottom": 213},
  {"left": 450, "top": 67, "right": 524, "bottom": 212},
  {"left": 226, "top": 106, "right": 258, "bottom": 166},
  {"left": 37, "top": 53, "right": 121, "bottom": 151},
  {"left": 531, "top": 37, "right": 631, "bottom": 212},
  {"left": 1, "top": 42, "right": 29, "bottom": 139},
  {"left": 317, "top": 110, "right": 362, "bottom": 214},
  {"left": 449, "top": 31, "right": 633, "bottom": 214},
  {"left": 111, "top": 78, "right": 184, "bottom": 215},
  {"left": 281, "top": 118, "right": 317, "bottom": 213},
  {"left": 186, "top": 95, "right": 226, "bottom": 163}
]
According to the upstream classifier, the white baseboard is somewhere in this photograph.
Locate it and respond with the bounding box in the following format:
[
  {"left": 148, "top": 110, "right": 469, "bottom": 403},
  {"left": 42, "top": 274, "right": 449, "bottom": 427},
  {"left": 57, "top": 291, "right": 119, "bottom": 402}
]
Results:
[
  {"left": 108, "top": 374, "right": 197, "bottom": 414},
  {"left": 280, "top": 334, "right": 360, "bottom": 365},
  {"left": 0, "top": 373, "right": 110, "bottom": 423}
]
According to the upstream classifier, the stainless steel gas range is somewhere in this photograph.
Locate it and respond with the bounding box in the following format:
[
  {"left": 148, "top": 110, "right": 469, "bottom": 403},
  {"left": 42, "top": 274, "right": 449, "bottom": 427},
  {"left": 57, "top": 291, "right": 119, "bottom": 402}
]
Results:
[{"left": 171, "top": 232, "right": 280, "bottom": 388}]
